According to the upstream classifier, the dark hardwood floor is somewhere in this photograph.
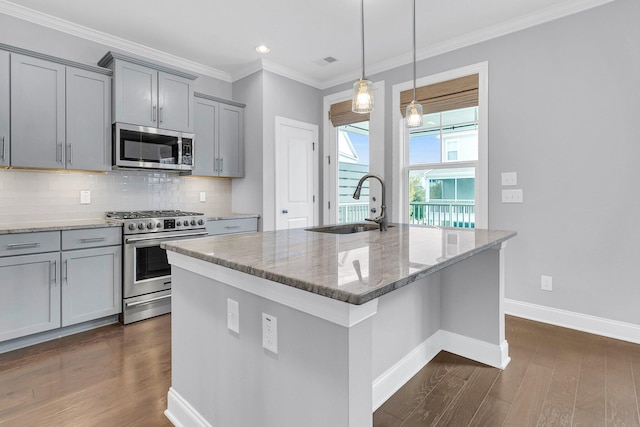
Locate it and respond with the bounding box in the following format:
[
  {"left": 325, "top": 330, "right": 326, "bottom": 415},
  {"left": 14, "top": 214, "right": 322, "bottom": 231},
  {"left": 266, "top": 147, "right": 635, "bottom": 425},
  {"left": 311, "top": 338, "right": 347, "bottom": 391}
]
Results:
[{"left": 1, "top": 315, "right": 640, "bottom": 426}]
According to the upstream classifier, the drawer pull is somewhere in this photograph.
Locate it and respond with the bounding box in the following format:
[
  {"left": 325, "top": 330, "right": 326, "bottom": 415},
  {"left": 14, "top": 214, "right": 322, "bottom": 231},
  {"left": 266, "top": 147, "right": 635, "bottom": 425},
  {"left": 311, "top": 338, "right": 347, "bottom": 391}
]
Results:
[
  {"left": 7, "top": 242, "right": 41, "bottom": 250},
  {"left": 126, "top": 294, "right": 171, "bottom": 308},
  {"left": 224, "top": 225, "right": 241, "bottom": 229},
  {"left": 80, "top": 237, "right": 106, "bottom": 244}
]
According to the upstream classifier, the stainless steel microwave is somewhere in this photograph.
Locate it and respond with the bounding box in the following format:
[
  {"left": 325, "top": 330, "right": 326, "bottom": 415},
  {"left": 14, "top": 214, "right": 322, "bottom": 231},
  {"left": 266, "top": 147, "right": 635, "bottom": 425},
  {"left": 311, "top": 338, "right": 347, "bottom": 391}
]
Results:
[{"left": 113, "top": 123, "right": 194, "bottom": 171}]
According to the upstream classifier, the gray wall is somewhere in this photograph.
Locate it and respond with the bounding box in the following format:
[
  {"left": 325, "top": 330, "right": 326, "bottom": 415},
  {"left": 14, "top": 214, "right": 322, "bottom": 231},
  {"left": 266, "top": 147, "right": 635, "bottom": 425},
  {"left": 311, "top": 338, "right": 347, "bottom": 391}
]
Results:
[
  {"left": 232, "top": 70, "right": 322, "bottom": 231},
  {"left": 324, "top": 0, "right": 640, "bottom": 325}
]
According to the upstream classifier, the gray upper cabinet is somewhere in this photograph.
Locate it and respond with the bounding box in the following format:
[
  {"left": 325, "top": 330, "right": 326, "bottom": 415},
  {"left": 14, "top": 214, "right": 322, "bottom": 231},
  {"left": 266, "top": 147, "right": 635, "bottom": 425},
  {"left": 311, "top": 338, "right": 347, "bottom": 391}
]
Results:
[
  {"left": 193, "top": 94, "right": 245, "bottom": 178},
  {"left": 0, "top": 50, "right": 9, "bottom": 167},
  {"left": 101, "top": 52, "right": 195, "bottom": 132},
  {"left": 66, "top": 67, "right": 111, "bottom": 171},
  {"left": 11, "top": 53, "right": 66, "bottom": 169},
  {"left": 113, "top": 60, "right": 157, "bottom": 128}
]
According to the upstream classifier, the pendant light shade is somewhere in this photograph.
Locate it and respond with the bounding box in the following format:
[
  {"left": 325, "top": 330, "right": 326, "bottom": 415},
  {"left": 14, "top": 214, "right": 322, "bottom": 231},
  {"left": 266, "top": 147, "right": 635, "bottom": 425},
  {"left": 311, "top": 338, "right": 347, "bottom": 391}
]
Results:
[
  {"left": 352, "top": 0, "right": 374, "bottom": 113},
  {"left": 406, "top": 0, "right": 423, "bottom": 128}
]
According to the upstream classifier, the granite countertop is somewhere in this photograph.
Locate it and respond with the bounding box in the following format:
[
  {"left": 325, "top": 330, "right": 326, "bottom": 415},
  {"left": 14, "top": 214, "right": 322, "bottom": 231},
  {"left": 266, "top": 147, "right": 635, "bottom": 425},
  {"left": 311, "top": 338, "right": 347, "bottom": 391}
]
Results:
[
  {"left": 162, "top": 223, "right": 516, "bottom": 305},
  {"left": 206, "top": 213, "right": 260, "bottom": 221},
  {"left": 0, "top": 219, "right": 122, "bottom": 234}
]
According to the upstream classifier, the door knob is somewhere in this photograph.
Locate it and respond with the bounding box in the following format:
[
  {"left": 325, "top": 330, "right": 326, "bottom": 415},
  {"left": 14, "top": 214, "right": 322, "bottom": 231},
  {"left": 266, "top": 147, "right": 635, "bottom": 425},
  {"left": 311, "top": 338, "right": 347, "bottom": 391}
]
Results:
[{"left": 282, "top": 209, "right": 289, "bottom": 214}]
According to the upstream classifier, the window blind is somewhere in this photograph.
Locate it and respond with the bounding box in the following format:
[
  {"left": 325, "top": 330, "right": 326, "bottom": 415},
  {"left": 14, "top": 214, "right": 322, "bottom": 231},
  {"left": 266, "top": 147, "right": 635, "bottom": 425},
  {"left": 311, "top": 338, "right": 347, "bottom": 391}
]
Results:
[
  {"left": 329, "top": 99, "right": 370, "bottom": 127},
  {"left": 400, "top": 74, "right": 478, "bottom": 117}
]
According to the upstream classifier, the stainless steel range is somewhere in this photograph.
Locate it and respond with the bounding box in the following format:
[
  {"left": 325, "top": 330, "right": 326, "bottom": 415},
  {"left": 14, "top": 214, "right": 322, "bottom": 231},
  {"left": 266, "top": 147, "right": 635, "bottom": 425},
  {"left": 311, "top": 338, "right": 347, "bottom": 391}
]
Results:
[{"left": 106, "top": 210, "right": 208, "bottom": 324}]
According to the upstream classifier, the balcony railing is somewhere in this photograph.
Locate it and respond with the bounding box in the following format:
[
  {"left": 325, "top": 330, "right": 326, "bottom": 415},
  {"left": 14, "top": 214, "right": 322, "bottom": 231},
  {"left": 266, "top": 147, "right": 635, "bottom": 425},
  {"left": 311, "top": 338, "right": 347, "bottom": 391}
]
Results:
[
  {"left": 409, "top": 201, "right": 475, "bottom": 229},
  {"left": 338, "top": 201, "right": 475, "bottom": 229},
  {"left": 338, "top": 202, "right": 370, "bottom": 223}
]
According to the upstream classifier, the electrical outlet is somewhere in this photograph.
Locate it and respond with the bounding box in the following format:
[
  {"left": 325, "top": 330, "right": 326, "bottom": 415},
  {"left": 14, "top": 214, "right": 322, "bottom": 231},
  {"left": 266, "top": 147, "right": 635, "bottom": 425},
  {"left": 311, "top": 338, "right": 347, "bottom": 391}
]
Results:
[
  {"left": 501, "top": 172, "right": 518, "bottom": 186},
  {"left": 80, "top": 190, "right": 91, "bottom": 204},
  {"left": 199, "top": 191, "right": 206, "bottom": 202},
  {"left": 262, "top": 313, "right": 278, "bottom": 354},
  {"left": 541, "top": 275, "right": 553, "bottom": 291},
  {"left": 502, "top": 189, "right": 523, "bottom": 203},
  {"left": 227, "top": 299, "right": 239, "bottom": 334}
]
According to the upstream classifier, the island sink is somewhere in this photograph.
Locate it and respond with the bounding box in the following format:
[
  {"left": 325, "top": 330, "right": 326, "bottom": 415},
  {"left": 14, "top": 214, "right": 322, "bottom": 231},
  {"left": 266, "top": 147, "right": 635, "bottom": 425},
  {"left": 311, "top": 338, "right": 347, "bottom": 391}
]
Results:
[{"left": 306, "top": 223, "right": 392, "bottom": 234}]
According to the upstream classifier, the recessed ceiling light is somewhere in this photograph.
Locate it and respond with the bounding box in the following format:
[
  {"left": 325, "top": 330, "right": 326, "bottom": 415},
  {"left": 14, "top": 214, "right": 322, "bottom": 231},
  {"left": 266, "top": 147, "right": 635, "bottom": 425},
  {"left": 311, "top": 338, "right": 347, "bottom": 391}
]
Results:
[{"left": 256, "top": 45, "right": 271, "bottom": 54}]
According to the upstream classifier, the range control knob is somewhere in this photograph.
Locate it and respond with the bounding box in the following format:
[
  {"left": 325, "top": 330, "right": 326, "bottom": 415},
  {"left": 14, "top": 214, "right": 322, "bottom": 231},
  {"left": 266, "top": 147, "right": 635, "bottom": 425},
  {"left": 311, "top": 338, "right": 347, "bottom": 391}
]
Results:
[
  {"left": 147, "top": 222, "right": 154, "bottom": 229},
  {"left": 176, "top": 221, "right": 182, "bottom": 226},
  {"left": 198, "top": 219, "right": 204, "bottom": 225},
  {"left": 137, "top": 223, "right": 145, "bottom": 230},
  {"left": 190, "top": 219, "right": 196, "bottom": 226},
  {"left": 128, "top": 224, "right": 136, "bottom": 231},
  {"left": 156, "top": 223, "right": 162, "bottom": 228}
]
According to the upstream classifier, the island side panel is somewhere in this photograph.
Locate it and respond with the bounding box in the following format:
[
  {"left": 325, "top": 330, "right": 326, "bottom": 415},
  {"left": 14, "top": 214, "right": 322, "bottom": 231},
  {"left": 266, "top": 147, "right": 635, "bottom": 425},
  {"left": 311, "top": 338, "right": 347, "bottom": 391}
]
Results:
[
  {"left": 439, "top": 245, "right": 509, "bottom": 368},
  {"left": 167, "top": 266, "right": 374, "bottom": 427}
]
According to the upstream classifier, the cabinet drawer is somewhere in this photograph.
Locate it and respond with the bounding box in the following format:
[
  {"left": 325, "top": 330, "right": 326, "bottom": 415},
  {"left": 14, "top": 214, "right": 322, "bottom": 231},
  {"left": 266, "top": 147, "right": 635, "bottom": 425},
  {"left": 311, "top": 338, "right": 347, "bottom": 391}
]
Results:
[
  {"left": 62, "top": 227, "right": 121, "bottom": 250},
  {"left": 0, "top": 231, "right": 60, "bottom": 257},
  {"left": 207, "top": 218, "right": 258, "bottom": 236}
]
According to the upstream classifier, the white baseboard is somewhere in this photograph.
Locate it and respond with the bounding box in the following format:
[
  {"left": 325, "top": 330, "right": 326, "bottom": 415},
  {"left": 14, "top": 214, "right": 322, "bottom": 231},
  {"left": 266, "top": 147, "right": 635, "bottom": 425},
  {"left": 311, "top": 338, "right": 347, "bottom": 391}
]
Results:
[
  {"left": 165, "top": 387, "right": 212, "bottom": 427},
  {"left": 505, "top": 298, "right": 640, "bottom": 344},
  {"left": 372, "top": 332, "right": 441, "bottom": 411},
  {"left": 371, "top": 329, "right": 509, "bottom": 411},
  {"left": 440, "top": 330, "right": 510, "bottom": 369}
]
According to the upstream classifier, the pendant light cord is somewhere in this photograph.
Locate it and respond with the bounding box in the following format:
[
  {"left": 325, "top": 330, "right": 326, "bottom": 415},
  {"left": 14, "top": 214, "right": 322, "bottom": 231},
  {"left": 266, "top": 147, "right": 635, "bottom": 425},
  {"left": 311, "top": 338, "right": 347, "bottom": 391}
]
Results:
[
  {"left": 361, "top": 0, "right": 366, "bottom": 80},
  {"left": 412, "top": 0, "right": 417, "bottom": 101}
]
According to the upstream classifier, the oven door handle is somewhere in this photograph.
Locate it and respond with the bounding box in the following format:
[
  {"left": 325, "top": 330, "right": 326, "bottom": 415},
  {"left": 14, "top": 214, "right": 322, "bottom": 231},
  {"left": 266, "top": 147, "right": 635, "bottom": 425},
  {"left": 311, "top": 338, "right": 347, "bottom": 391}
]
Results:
[
  {"left": 126, "top": 294, "right": 171, "bottom": 308},
  {"left": 125, "top": 231, "right": 208, "bottom": 244}
]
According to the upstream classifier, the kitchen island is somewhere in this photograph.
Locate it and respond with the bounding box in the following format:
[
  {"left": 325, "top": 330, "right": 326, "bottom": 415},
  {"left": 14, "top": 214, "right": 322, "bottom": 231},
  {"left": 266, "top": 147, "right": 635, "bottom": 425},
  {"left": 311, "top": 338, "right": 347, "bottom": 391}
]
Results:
[{"left": 162, "top": 224, "right": 515, "bottom": 427}]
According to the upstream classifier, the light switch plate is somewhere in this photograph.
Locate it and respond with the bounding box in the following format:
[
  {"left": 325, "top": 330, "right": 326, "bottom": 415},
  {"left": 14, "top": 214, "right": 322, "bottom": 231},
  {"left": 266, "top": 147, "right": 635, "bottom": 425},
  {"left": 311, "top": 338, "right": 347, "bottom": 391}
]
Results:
[
  {"left": 262, "top": 313, "right": 278, "bottom": 354},
  {"left": 199, "top": 191, "right": 206, "bottom": 202},
  {"left": 501, "top": 172, "right": 518, "bottom": 186},
  {"left": 80, "top": 190, "right": 91, "bottom": 204},
  {"left": 227, "top": 298, "right": 239, "bottom": 334},
  {"left": 502, "top": 189, "right": 523, "bottom": 203}
]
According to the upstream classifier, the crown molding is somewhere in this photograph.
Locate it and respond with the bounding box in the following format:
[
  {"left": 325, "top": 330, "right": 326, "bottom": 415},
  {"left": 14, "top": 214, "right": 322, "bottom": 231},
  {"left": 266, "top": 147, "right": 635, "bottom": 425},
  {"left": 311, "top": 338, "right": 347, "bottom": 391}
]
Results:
[
  {"left": 0, "top": 0, "right": 614, "bottom": 90},
  {"left": 319, "top": 0, "right": 615, "bottom": 90},
  {"left": 0, "top": 0, "right": 232, "bottom": 82}
]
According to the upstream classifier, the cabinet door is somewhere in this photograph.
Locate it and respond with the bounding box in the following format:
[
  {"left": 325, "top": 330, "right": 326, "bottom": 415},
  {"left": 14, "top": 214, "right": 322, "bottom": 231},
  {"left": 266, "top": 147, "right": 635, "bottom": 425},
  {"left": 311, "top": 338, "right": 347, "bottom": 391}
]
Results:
[
  {"left": 0, "top": 51, "right": 9, "bottom": 167},
  {"left": 114, "top": 60, "right": 157, "bottom": 128},
  {"left": 158, "top": 71, "right": 194, "bottom": 132},
  {"left": 61, "top": 246, "right": 121, "bottom": 327},
  {"left": 0, "top": 252, "right": 61, "bottom": 342},
  {"left": 218, "top": 103, "right": 244, "bottom": 177},
  {"left": 66, "top": 68, "right": 111, "bottom": 171},
  {"left": 192, "top": 97, "right": 218, "bottom": 176},
  {"left": 11, "top": 54, "right": 65, "bottom": 169}
]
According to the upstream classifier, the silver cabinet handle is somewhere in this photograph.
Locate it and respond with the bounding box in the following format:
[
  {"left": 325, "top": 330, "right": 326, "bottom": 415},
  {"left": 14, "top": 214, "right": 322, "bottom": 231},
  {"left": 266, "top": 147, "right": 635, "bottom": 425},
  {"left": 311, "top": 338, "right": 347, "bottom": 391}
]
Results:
[
  {"left": 1, "top": 136, "right": 4, "bottom": 161},
  {"left": 126, "top": 294, "right": 171, "bottom": 308},
  {"left": 80, "top": 237, "right": 106, "bottom": 244},
  {"left": 224, "top": 225, "right": 241, "bottom": 229},
  {"left": 57, "top": 143, "right": 63, "bottom": 163},
  {"left": 153, "top": 105, "right": 157, "bottom": 123},
  {"left": 7, "top": 242, "right": 41, "bottom": 250},
  {"left": 214, "top": 158, "right": 219, "bottom": 172},
  {"left": 220, "top": 158, "right": 223, "bottom": 172},
  {"left": 159, "top": 106, "right": 163, "bottom": 124},
  {"left": 125, "top": 231, "right": 208, "bottom": 244},
  {"left": 51, "top": 260, "right": 57, "bottom": 287},
  {"left": 64, "top": 259, "right": 68, "bottom": 282},
  {"left": 66, "top": 144, "right": 72, "bottom": 165}
]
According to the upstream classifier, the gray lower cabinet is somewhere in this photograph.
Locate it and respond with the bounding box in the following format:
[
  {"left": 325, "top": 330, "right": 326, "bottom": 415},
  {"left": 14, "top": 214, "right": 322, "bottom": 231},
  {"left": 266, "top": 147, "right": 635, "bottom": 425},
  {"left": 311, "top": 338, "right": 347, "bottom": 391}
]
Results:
[
  {"left": 193, "top": 95, "right": 245, "bottom": 178},
  {"left": 207, "top": 217, "right": 258, "bottom": 236},
  {"left": 61, "top": 246, "right": 121, "bottom": 327},
  {"left": 0, "top": 227, "right": 122, "bottom": 344},
  {"left": 0, "top": 231, "right": 61, "bottom": 343},
  {"left": 10, "top": 53, "right": 66, "bottom": 169},
  {"left": 10, "top": 53, "right": 111, "bottom": 171},
  {"left": 0, "top": 50, "right": 9, "bottom": 167}
]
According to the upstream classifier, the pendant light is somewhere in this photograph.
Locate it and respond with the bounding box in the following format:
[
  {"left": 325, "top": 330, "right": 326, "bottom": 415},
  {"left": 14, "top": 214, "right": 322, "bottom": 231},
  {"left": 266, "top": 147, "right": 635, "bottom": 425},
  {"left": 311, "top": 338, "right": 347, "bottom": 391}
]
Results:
[
  {"left": 406, "top": 0, "right": 423, "bottom": 128},
  {"left": 352, "top": 0, "right": 374, "bottom": 113}
]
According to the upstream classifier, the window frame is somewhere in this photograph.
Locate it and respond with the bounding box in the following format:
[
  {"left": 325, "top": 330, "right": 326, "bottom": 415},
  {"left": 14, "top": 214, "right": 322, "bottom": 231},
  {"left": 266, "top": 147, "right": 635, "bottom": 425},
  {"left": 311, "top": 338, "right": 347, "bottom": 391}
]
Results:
[{"left": 391, "top": 62, "right": 488, "bottom": 228}]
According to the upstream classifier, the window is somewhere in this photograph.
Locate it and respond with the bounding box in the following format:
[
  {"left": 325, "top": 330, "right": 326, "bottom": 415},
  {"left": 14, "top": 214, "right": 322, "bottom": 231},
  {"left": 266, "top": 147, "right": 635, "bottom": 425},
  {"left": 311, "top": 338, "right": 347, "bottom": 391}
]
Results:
[
  {"left": 408, "top": 106, "right": 478, "bottom": 229},
  {"left": 337, "top": 122, "right": 370, "bottom": 223}
]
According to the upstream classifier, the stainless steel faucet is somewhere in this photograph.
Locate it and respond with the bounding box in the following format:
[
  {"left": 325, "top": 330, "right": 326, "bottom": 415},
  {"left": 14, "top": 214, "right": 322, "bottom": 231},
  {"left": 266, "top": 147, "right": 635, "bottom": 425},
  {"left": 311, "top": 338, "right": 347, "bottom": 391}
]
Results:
[{"left": 353, "top": 173, "right": 388, "bottom": 231}]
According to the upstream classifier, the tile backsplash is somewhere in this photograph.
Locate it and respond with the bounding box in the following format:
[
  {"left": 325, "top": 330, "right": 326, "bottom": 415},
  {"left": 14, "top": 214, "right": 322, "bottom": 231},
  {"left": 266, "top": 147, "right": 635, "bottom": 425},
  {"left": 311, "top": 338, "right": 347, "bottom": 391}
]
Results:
[{"left": 0, "top": 169, "right": 232, "bottom": 223}]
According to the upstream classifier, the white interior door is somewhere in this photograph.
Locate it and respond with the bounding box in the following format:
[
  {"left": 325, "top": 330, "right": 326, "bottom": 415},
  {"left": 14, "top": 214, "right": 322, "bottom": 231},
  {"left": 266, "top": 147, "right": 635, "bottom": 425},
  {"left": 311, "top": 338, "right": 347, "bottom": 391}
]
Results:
[{"left": 275, "top": 117, "right": 318, "bottom": 230}]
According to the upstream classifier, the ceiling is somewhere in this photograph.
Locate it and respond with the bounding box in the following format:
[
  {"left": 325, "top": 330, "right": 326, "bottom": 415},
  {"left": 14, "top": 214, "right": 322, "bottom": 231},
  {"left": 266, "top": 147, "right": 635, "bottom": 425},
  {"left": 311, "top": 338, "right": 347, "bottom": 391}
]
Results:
[{"left": 0, "top": 0, "right": 611, "bottom": 89}]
